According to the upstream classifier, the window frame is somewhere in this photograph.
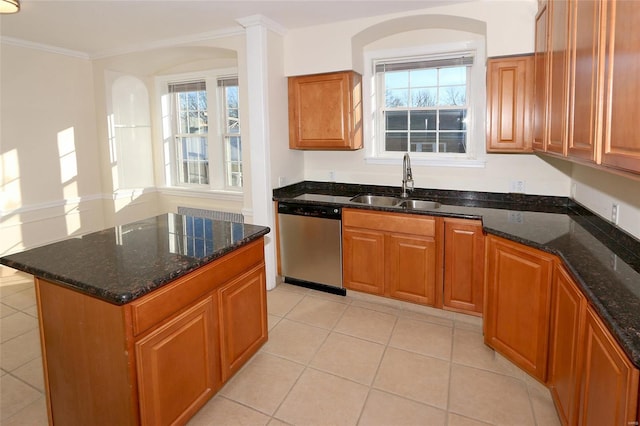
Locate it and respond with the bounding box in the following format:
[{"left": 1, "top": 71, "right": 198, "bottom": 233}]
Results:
[
  {"left": 156, "top": 69, "right": 243, "bottom": 194},
  {"left": 364, "top": 41, "right": 487, "bottom": 168}
]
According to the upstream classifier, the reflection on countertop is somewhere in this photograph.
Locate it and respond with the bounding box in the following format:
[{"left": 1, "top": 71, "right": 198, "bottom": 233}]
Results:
[{"left": 0, "top": 213, "right": 270, "bottom": 305}]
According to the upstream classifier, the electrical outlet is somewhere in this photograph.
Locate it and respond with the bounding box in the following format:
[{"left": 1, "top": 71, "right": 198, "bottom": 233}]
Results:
[
  {"left": 570, "top": 183, "right": 577, "bottom": 198},
  {"left": 278, "top": 176, "right": 287, "bottom": 187},
  {"left": 509, "top": 180, "right": 526, "bottom": 193},
  {"left": 508, "top": 211, "right": 524, "bottom": 224},
  {"left": 611, "top": 203, "right": 619, "bottom": 224},
  {"left": 328, "top": 171, "right": 336, "bottom": 181}
]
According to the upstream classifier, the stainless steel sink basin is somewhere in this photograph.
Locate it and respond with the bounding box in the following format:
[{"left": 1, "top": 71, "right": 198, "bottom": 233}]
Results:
[
  {"left": 397, "top": 199, "right": 441, "bottom": 209},
  {"left": 350, "top": 194, "right": 402, "bottom": 207}
]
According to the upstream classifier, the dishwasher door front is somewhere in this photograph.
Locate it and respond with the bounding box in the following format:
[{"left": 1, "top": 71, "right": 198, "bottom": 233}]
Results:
[{"left": 278, "top": 212, "right": 343, "bottom": 293}]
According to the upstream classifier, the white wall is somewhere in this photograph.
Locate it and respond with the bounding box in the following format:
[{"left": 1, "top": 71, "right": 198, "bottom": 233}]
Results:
[
  {"left": 91, "top": 38, "right": 248, "bottom": 228},
  {"left": 571, "top": 164, "right": 640, "bottom": 239},
  {"left": 0, "top": 43, "right": 106, "bottom": 255},
  {"left": 281, "top": 0, "right": 572, "bottom": 197}
]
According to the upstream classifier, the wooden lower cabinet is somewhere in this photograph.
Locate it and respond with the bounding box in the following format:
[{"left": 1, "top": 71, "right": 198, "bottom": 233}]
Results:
[
  {"left": 386, "top": 232, "right": 438, "bottom": 305},
  {"left": 443, "top": 218, "right": 485, "bottom": 315},
  {"left": 342, "top": 209, "right": 441, "bottom": 306},
  {"left": 342, "top": 227, "right": 385, "bottom": 295},
  {"left": 218, "top": 265, "right": 268, "bottom": 381},
  {"left": 136, "top": 296, "right": 220, "bottom": 426},
  {"left": 484, "top": 235, "right": 555, "bottom": 382},
  {"left": 36, "top": 238, "right": 267, "bottom": 426},
  {"left": 578, "top": 308, "right": 639, "bottom": 426},
  {"left": 548, "top": 264, "right": 586, "bottom": 425}
]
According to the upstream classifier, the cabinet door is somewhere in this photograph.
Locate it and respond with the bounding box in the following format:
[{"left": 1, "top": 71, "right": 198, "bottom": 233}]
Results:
[
  {"left": 136, "top": 296, "right": 220, "bottom": 426},
  {"left": 288, "top": 71, "right": 362, "bottom": 150},
  {"left": 218, "top": 265, "right": 268, "bottom": 382},
  {"left": 548, "top": 264, "right": 585, "bottom": 425},
  {"left": 578, "top": 307, "right": 640, "bottom": 426},
  {"left": 547, "top": 0, "right": 570, "bottom": 155},
  {"left": 342, "top": 227, "right": 385, "bottom": 295},
  {"left": 486, "top": 55, "right": 534, "bottom": 152},
  {"left": 533, "top": 5, "right": 549, "bottom": 151},
  {"left": 566, "top": 0, "right": 602, "bottom": 163},
  {"left": 601, "top": 0, "right": 640, "bottom": 173},
  {"left": 484, "top": 235, "right": 554, "bottom": 382},
  {"left": 386, "top": 233, "right": 437, "bottom": 306},
  {"left": 443, "top": 219, "right": 484, "bottom": 315}
]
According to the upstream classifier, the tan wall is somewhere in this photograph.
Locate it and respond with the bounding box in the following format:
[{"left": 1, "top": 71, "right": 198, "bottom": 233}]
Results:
[{"left": 0, "top": 43, "right": 106, "bottom": 254}]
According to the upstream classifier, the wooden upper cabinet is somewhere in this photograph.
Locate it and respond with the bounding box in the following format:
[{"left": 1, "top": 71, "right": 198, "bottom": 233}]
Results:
[
  {"left": 486, "top": 55, "right": 534, "bottom": 153},
  {"left": 288, "top": 71, "right": 363, "bottom": 150},
  {"left": 442, "top": 218, "right": 485, "bottom": 315},
  {"left": 566, "top": 0, "right": 603, "bottom": 163},
  {"left": 484, "top": 235, "right": 555, "bottom": 382},
  {"left": 533, "top": 4, "right": 549, "bottom": 151},
  {"left": 601, "top": 0, "right": 640, "bottom": 173},
  {"left": 547, "top": 0, "right": 570, "bottom": 156}
]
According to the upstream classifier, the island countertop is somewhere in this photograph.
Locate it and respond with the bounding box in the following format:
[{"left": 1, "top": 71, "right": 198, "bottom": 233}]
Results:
[{"left": 0, "top": 213, "right": 270, "bottom": 305}]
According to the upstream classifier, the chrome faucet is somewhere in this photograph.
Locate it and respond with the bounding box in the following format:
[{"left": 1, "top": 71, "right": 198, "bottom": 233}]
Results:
[{"left": 401, "top": 153, "right": 414, "bottom": 198}]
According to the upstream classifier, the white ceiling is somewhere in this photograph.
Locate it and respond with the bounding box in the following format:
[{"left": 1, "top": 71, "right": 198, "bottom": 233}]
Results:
[{"left": 0, "top": 0, "right": 471, "bottom": 58}]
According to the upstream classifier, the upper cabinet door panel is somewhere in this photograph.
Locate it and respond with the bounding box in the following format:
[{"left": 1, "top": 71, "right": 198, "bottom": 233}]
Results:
[
  {"left": 533, "top": 5, "right": 549, "bottom": 151},
  {"left": 602, "top": 0, "right": 640, "bottom": 173},
  {"left": 486, "top": 55, "right": 534, "bottom": 153},
  {"left": 288, "top": 71, "right": 363, "bottom": 150},
  {"left": 567, "top": 0, "right": 602, "bottom": 162},
  {"left": 547, "top": 0, "right": 570, "bottom": 156}
]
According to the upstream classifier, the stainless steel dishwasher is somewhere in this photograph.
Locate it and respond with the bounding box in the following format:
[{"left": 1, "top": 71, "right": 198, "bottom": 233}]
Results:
[{"left": 277, "top": 202, "right": 344, "bottom": 295}]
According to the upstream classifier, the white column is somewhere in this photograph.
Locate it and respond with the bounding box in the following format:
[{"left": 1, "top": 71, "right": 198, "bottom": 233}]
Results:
[{"left": 237, "top": 15, "right": 285, "bottom": 290}]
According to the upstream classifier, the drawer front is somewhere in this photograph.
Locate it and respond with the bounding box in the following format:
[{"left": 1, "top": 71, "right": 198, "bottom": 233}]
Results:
[
  {"left": 130, "top": 238, "right": 264, "bottom": 336},
  {"left": 343, "top": 209, "right": 435, "bottom": 236}
]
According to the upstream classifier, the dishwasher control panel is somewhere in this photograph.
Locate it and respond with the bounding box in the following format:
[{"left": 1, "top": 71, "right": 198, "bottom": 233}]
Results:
[{"left": 277, "top": 202, "right": 341, "bottom": 220}]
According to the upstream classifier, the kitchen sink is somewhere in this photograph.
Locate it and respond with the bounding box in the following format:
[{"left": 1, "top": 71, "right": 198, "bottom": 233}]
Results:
[
  {"left": 350, "top": 194, "right": 402, "bottom": 206},
  {"left": 397, "top": 199, "right": 441, "bottom": 209},
  {"left": 349, "top": 194, "right": 441, "bottom": 210}
]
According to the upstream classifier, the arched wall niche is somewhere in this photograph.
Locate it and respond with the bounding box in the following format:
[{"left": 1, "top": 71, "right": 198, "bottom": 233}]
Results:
[{"left": 351, "top": 14, "right": 487, "bottom": 73}]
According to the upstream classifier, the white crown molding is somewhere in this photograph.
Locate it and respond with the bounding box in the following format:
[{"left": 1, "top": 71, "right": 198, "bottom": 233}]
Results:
[
  {"left": 236, "top": 14, "right": 288, "bottom": 36},
  {"left": 90, "top": 26, "right": 246, "bottom": 60},
  {"left": 0, "top": 36, "right": 90, "bottom": 59},
  {"left": 1, "top": 25, "right": 246, "bottom": 60}
]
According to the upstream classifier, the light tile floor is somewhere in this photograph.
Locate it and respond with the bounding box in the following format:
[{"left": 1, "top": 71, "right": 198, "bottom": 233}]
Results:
[{"left": 0, "top": 266, "right": 561, "bottom": 425}]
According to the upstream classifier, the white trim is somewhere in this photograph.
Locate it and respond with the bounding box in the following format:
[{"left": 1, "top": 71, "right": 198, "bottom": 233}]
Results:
[
  {"left": 0, "top": 193, "right": 105, "bottom": 218},
  {"left": 363, "top": 40, "right": 487, "bottom": 164},
  {"left": 154, "top": 69, "right": 242, "bottom": 193},
  {"left": 239, "top": 18, "right": 277, "bottom": 290},
  {"left": 0, "top": 36, "right": 90, "bottom": 59},
  {"left": 1, "top": 26, "right": 245, "bottom": 60},
  {"left": 236, "top": 15, "right": 287, "bottom": 36},
  {"left": 158, "top": 187, "right": 243, "bottom": 202},
  {"left": 364, "top": 156, "right": 486, "bottom": 168}
]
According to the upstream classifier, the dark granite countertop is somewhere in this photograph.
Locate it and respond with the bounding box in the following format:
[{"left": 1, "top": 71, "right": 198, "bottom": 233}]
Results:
[
  {"left": 274, "top": 181, "right": 640, "bottom": 368},
  {"left": 0, "top": 213, "right": 270, "bottom": 306}
]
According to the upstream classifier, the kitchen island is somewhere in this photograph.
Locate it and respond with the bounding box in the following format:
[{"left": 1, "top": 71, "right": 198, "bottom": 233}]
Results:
[{"left": 0, "top": 213, "right": 270, "bottom": 426}]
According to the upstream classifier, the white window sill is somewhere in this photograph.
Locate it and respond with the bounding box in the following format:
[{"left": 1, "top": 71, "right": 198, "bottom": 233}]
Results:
[
  {"left": 158, "top": 186, "right": 244, "bottom": 201},
  {"left": 364, "top": 156, "right": 486, "bottom": 168}
]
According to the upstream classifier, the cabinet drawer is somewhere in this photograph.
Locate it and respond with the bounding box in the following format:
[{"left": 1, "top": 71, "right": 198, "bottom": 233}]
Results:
[
  {"left": 343, "top": 209, "right": 435, "bottom": 236},
  {"left": 130, "top": 239, "right": 264, "bottom": 336}
]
